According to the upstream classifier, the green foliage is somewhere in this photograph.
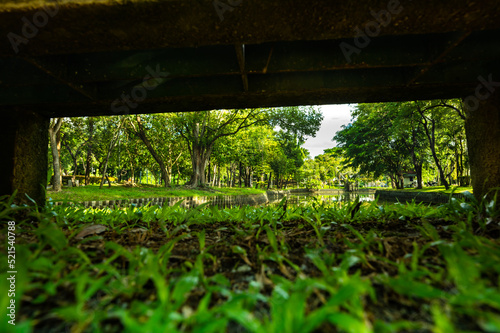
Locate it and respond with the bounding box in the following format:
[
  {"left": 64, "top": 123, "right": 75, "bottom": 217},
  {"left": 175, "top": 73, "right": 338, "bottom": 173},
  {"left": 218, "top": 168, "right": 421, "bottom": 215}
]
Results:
[
  {"left": 51, "top": 175, "right": 117, "bottom": 186},
  {"left": 333, "top": 100, "right": 467, "bottom": 189},
  {"left": 269, "top": 106, "right": 323, "bottom": 143},
  {"left": 47, "top": 184, "right": 265, "bottom": 202},
  {"left": 54, "top": 107, "right": 324, "bottom": 192},
  {"left": 1, "top": 194, "right": 499, "bottom": 332}
]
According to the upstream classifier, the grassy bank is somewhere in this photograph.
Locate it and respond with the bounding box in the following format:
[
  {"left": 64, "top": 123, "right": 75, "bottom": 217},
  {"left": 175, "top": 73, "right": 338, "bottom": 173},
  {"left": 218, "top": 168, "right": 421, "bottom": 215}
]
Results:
[
  {"left": 47, "top": 184, "right": 266, "bottom": 202},
  {"left": 375, "top": 185, "right": 473, "bottom": 194},
  {"left": 1, "top": 195, "right": 499, "bottom": 332}
]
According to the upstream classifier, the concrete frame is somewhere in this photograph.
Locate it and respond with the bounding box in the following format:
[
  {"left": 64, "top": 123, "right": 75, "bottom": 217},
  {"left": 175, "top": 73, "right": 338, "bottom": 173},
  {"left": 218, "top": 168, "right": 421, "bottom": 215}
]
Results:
[{"left": 0, "top": 0, "right": 499, "bottom": 204}]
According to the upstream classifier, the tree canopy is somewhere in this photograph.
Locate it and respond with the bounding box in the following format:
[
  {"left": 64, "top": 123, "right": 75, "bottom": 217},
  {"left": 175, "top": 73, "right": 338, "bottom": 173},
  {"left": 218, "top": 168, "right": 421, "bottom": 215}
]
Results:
[
  {"left": 50, "top": 106, "right": 323, "bottom": 190},
  {"left": 333, "top": 100, "right": 467, "bottom": 189}
]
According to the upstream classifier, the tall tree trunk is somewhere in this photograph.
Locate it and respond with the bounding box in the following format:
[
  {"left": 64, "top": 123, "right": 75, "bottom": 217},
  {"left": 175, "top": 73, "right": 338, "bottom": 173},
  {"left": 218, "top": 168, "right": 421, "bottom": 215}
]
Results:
[
  {"left": 388, "top": 174, "right": 396, "bottom": 189},
  {"left": 64, "top": 139, "right": 88, "bottom": 183},
  {"left": 188, "top": 143, "right": 213, "bottom": 187},
  {"left": 217, "top": 164, "right": 221, "bottom": 187},
  {"left": 99, "top": 119, "right": 123, "bottom": 189},
  {"left": 85, "top": 117, "right": 94, "bottom": 186},
  {"left": 207, "top": 158, "right": 211, "bottom": 185},
  {"left": 56, "top": 130, "right": 62, "bottom": 176},
  {"left": 129, "top": 116, "right": 170, "bottom": 187},
  {"left": 49, "top": 118, "right": 64, "bottom": 191},
  {"left": 417, "top": 105, "right": 450, "bottom": 189},
  {"left": 245, "top": 166, "right": 252, "bottom": 187},
  {"left": 211, "top": 164, "right": 217, "bottom": 187},
  {"left": 68, "top": 149, "right": 78, "bottom": 182},
  {"left": 72, "top": 157, "right": 78, "bottom": 181},
  {"left": 410, "top": 127, "right": 424, "bottom": 189},
  {"left": 429, "top": 143, "right": 449, "bottom": 189},
  {"left": 190, "top": 150, "right": 205, "bottom": 186},
  {"left": 125, "top": 148, "right": 135, "bottom": 184},
  {"left": 238, "top": 161, "right": 242, "bottom": 188},
  {"left": 230, "top": 163, "right": 236, "bottom": 187},
  {"left": 463, "top": 89, "right": 500, "bottom": 199},
  {"left": 415, "top": 164, "right": 423, "bottom": 189}
]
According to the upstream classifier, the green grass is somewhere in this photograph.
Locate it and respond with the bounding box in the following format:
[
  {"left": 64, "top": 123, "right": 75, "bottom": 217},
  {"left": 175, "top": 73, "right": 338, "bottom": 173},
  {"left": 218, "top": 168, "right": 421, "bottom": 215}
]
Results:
[
  {"left": 215, "top": 187, "right": 266, "bottom": 196},
  {"left": 47, "top": 184, "right": 266, "bottom": 202},
  {"left": 379, "top": 185, "right": 473, "bottom": 194},
  {"left": 1, "top": 193, "right": 499, "bottom": 332}
]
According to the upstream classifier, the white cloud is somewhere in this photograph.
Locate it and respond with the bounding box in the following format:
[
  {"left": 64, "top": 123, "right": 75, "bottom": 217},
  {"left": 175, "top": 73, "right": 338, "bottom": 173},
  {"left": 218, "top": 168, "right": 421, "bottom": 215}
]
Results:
[{"left": 303, "top": 104, "right": 354, "bottom": 158}]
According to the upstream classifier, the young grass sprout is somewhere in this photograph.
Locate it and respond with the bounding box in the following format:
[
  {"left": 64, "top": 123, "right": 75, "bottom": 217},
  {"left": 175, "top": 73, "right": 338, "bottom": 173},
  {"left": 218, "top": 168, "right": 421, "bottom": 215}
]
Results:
[{"left": 0, "top": 192, "right": 499, "bottom": 332}]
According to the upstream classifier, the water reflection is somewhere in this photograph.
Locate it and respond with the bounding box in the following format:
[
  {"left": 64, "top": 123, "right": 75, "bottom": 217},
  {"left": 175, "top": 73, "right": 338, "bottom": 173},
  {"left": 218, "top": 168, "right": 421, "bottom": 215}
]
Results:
[
  {"left": 68, "top": 190, "right": 376, "bottom": 209},
  {"left": 144, "top": 190, "right": 377, "bottom": 209},
  {"left": 149, "top": 190, "right": 376, "bottom": 209},
  {"left": 272, "top": 190, "right": 376, "bottom": 207}
]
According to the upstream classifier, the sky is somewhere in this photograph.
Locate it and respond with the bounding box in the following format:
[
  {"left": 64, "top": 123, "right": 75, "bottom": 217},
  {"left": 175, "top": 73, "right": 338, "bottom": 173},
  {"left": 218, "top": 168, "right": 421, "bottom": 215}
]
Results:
[{"left": 302, "top": 104, "right": 354, "bottom": 158}]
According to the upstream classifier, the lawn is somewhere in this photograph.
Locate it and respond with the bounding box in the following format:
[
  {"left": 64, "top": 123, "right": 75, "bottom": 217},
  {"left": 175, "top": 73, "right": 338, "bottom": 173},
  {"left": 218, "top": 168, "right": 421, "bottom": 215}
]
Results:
[
  {"left": 47, "top": 184, "right": 266, "bottom": 202},
  {"left": 378, "top": 185, "right": 473, "bottom": 194},
  {"left": 1, "top": 194, "right": 499, "bottom": 332}
]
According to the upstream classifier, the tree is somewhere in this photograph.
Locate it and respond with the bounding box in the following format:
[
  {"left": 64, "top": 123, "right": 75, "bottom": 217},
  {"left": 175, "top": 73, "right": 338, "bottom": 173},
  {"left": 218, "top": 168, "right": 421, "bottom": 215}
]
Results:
[
  {"left": 391, "top": 102, "right": 428, "bottom": 189},
  {"left": 230, "top": 125, "right": 276, "bottom": 187},
  {"left": 415, "top": 100, "right": 466, "bottom": 190},
  {"left": 49, "top": 106, "right": 323, "bottom": 190},
  {"left": 334, "top": 104, "right": 411, "bottom": 188},
  {"left": 62, "top": 118, "right": 90, "bottom": 183},
  {"left": 48, "top": 118, "right": 64, "bottom": 191},
  {"left": 322, "top": 147, "right": 360, "bottom": 186},
  {"left": 127, "top": 114, "right": 183, "bottom": 187},
  {"left": 173, "top": 109, "right": 267, "bottom": 187},
  {"left": 269, "top": 106, "right": 323, "bottom": 142},
  {"left": 84, "top": 117, "right": 95, "bottom": 185},
  {"left": 267, "top": 106, "right": 324, "bottom": 188},
  {"left": 268, "top": 132, "right": 308, "bottom": 188},
  {"left": 99, "top": 117, "right": 125, "bottom": 189},
  {"left": 313, "top": 152, "right": 341, "bottom": 185},
  {"left": 333, "top": 100, "right": 467, "bottom": 189}
]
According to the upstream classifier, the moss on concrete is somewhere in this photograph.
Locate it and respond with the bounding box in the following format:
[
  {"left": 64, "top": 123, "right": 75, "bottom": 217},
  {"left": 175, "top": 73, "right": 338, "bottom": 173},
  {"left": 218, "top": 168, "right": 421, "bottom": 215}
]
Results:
[
  {"left": 9, "top": 110, "right": 49, "bottom": 205},
  {"left": 1, "top": 0, "right": 500, "bottom": 55}
]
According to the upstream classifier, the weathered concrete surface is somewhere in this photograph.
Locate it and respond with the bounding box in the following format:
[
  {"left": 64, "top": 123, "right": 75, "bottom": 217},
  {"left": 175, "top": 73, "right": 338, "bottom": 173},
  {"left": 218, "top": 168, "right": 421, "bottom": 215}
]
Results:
[
  {"left": 1, "top": 110, "right": 48, "bottom": 205},
  {"left": 465, "top": 91, "right": 500, "bottom": 200},
  {"left": 1, "top": 0, "right": 499, "bottom": 55},
  {"left": 0, "top": 1, "right": 499, "bottom": 116}
]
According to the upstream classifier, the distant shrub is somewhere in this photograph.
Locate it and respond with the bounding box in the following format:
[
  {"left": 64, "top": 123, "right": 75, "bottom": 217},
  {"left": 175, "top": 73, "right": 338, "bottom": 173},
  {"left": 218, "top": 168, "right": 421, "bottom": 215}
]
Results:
[{"left": 49, "top": 175, "right": 117, "bottom": 185}]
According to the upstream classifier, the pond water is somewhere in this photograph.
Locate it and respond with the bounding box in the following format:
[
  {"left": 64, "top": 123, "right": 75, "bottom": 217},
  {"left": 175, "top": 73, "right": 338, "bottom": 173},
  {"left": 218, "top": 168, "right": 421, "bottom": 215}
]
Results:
[
  {"left": 270, "top": 190, "right": 376, "bottom": 207},
  {"left": 205, "top": 190, "right": 376, "bottom": 208},
  {"left": 66, "top": 190, "right": 376, "bottom": 210}
]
